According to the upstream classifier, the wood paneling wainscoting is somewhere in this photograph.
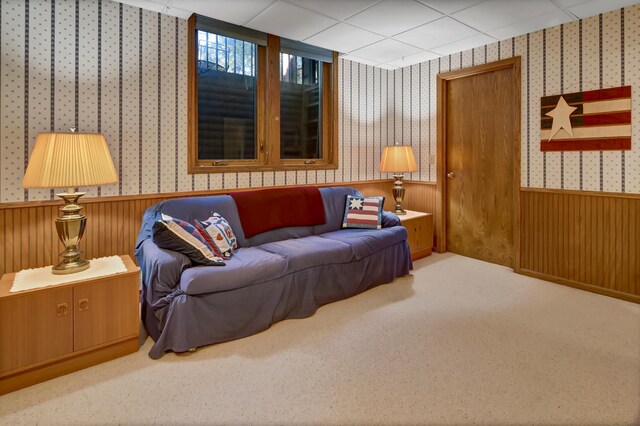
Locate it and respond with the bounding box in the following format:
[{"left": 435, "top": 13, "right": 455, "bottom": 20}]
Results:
[
  {"left": 0, "top": 180, "right": 443, "bottom": 276},
  {"left": 520, "top": 188, "right": 639, "bottom": 303}
]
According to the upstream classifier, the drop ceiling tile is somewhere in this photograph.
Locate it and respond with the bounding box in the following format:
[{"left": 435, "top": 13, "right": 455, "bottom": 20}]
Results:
[
  {"left": 349, "top": 38, "right": 423, "bottom": 63},
  {"left": 340, "top": 54, "right": 380, "bottom": 67},
  {"left": 487, "top": 10, "right": 573, "bottom": 41},
  {"left": 386, "top": 50, "right": 439, "bottom": 67},
  {"left": 167, "top": 0, "right": 276, "bottom": 25},
  {"left": 567, "top": 0, "right": 639, "bottom": 18},
  {"left": 305, "top": 23, "right": 385, "bottom": 53},
  {"left": 246, "top": 1, "right": 338, "bottom": 40},
  {"left": 284, "top": 0, "right": 381, "bottom": 20},
  {"left": 416, "top": 0, "right": 485, "bottom": 15},
  {"left": 452, "top": 0, "right": 560, "bottom": 32},
  {"left": 346, "top": 0, "right": 443, "bottom": 37},
  {"left": 430, "top": 33, "right": 497, "bottom": 55},
  {"left": 163, "top": 4, "right": 192, "bottom": 19},
  {"left": 394, "top": 17, "right": 479, "bottom": 50}
]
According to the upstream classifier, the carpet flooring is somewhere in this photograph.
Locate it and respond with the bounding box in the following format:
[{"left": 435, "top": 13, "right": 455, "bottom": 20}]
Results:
[{"left": 1, "top": 253, "right": 639, "bottom": 425}]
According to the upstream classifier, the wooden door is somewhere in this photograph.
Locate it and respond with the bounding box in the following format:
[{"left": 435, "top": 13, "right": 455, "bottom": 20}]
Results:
[
  {"left": 0, "top": 287, "right": 73, "bottom": 374},
  {"left": 445, "top": 67, "right": 516, "bottom": 267},
  {"left": 74, "top": 275, "right": 139, "bottom": 351}
]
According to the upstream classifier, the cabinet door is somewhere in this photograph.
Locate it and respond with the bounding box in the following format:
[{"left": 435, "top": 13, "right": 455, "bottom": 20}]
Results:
[
  {"left": 413, "top": 216, "right": 432, "bottom": 253},
  {"left": 73, "top": 275, "right": 138, "bottom": 352},
  {"left": 0, "top": 287, "right": 73, "bottom": 374},
  {"left": 404, "top": 218, "right": 419, "bottom": 254}
]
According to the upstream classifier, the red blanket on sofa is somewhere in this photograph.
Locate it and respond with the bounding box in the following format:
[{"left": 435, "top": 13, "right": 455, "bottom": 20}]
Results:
[{"left": 229, "top": 186, "right": 326, "bottom": 238}]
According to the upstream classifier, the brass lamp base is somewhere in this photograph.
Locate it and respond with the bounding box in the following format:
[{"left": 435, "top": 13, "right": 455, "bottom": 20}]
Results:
[
  {"left": 53, "top": 191, "right": 90, "bottom": 275},
  {"left": 392, "top": 174, "right": 407, "bottom": 215}
]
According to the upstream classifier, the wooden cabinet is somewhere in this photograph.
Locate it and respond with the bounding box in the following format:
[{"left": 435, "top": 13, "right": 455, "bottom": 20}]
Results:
[
  {"left": 398, "top": 210, "right": 433, "bottom": 260},
  {"left": 0, "top": 255, "right": 139, "bottom": 395},
  {"left": 0, "top": 287, "right": 74, "bottom": 374}
]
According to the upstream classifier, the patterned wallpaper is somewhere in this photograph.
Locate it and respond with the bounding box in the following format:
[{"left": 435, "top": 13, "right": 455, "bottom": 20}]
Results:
[
  {"left": 0, "top": 1, "right": 637, "bottom": 203},
  {"left": 0, "top": 0, "right": 392, "bottom": 203},
  {"left": 390, "top": 3, "right": 639, "bottom": 193}
]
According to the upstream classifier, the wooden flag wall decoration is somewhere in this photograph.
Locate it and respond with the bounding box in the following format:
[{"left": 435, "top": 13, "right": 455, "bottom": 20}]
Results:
[{"left": 540, "top": 86, "right": 631, "bottom": 151}]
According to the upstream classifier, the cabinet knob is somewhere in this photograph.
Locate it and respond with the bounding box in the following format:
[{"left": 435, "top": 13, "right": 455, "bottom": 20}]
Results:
[
  {"left": 56, "top": 303, "right": 68, "bottom": 317},
  {"left": 78, "top": 298, "right": 89, "bottom": 312},
  {"left": 447, "top": 171, "right": 455, "bottom": 179}
]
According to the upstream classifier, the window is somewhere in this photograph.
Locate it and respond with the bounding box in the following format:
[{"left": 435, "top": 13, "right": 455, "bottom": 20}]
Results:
[
  {"left": 280, "top": 53, "right": 321, "bottom": 160},
  {"left": 196, "top": 30, "right": 257, "bottom": 161},
  {"left": 188, "top": 15, "right": 337, "bottom": 173}
]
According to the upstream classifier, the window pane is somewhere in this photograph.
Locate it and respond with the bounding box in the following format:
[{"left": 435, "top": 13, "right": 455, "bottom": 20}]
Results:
[
  {"left": 280, "top": 53, "right": 321, "bottom": 159},
  {"left": 197, "top": 30, "right": 256, "bottom": 160}
]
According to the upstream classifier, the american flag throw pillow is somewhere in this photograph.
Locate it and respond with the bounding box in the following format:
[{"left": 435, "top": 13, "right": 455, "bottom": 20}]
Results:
[{"left": 342, "top": 195, "right": 384, "bottom": 229}]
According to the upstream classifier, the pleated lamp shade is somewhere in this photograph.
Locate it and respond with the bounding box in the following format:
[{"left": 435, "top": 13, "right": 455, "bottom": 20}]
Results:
[
  {"left": 379, "top": 145, "right": 418, "bottom": 173},
  {"left": 22, "top": 132, "right": 118, "bottom": 189}
]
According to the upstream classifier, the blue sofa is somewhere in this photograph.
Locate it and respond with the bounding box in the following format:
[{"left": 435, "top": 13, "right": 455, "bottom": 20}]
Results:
[{"left": 135, "top": 187, "right": 412, "bottom": 359}]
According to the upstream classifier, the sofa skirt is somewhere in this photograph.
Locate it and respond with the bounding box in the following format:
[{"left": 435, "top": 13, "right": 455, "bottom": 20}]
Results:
[{"left": 144, "top": 240, "right": 412, "bottom": 359}]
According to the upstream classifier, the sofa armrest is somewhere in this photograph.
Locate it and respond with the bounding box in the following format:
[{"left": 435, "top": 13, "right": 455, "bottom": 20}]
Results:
[
  {"left": 135, "top": 239, "right": 191, "bottom": 304},
  {"left": 382, "top": 211, "right": 401, "bottom": 228}
]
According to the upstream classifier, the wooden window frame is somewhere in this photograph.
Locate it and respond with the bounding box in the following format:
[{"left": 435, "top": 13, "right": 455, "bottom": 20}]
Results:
[{"left": 187, "top": 15, "right": 338, "bottom": 174}]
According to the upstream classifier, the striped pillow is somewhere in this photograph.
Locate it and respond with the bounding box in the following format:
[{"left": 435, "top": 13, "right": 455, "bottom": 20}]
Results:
[
  {"left": 194, "top": 213, "right": 238, "bottom": 260},
  {"left": 342, "top": 195, "right": 384, "bottom": 229},
  {"left": 152, "top": 213, "right": 225, "bottom": 266}
]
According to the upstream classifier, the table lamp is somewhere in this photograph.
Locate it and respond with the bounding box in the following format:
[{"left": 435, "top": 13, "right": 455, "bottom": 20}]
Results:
[
  {"left": 22, "top": 130, "right": 118, "bottom": 274},
  {"left": 379, "top": 145, "right": 418, "bottom": 215}
]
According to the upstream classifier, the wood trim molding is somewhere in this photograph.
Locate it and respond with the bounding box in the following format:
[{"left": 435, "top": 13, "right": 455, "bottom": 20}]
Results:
[
  {"left": 519, "top": 269, "right": 639, "bottom": 304},
  {"left": 436, "top": 56, "right": 522, "bottom": 273},
  {"left": 331, "top": 51, "right": 339, "bottom": 167},
  {"left": 521, "top": 187, "right": 640, "bottom": 199},
  {"left": 438, "top": 57, "right": 519, "bottom": 81},
  {"left": 404, "top": 180, "right": 436, "bottom": 186},
  {"left": 435, "top": 73, "right": 446, "bottom": 253},
  {"left": 266, "top": 34, "right": 281, "bottom": 165},
  {"left": 186, "top": 14, "right": 198, "bottom": 174}
]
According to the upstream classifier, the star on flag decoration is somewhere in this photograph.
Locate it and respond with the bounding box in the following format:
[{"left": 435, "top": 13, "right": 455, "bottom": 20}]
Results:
[
  {"left": 545, "top": 96, "right": 577, "bottom": 140},
  {"left": 540, "top": 86, "right": 632, "bottom": 151},
  {"left": 349, "top": 198, "right": 364, "bottom": 210}
]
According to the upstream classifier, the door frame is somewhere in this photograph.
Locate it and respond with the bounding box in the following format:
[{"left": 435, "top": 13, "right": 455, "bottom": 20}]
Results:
[{"left": 435, "top": 56, "right": 521, "bottom": 272}]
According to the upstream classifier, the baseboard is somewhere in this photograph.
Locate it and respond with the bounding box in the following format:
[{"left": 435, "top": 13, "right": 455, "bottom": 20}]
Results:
[
  {"left": 412, "top": 248, "right": 432, "bottom": 260},
  {"left": 518, "top": 269, "right": 639, "bottom": 304},
  {"left": 0, "top": 338, "right": 139, "bottom": 396}
]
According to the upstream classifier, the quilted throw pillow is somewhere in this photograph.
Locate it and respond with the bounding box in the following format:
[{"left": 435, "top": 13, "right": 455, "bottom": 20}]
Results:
[
  {"left": 194, "top": 213, "right": 238, "bottom": 260},
  {"left": 342, "top": 195, "right": 384, "bottom": 229},
  {"left": 152, "top": 213, "right": 225, "bottom": 266}
]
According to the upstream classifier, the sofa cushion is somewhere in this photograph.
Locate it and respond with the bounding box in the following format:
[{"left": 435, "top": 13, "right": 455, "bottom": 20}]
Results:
[
  {"left": 258, "top": 236, "right": 354, "bottom": 272},
  {"left": 319, "top": 227, "right": 408, "bottom": 260},
  {"left": 152, "top": 214, "right": 225, "bottom": 266},
  {"left": 245, "top": 226, "right": 314, "bottom": 248},
  {"left": 179, "top": 247, "right": 287, "bottom": 295},
  {"left": 342, "top": 195, "right": 384, "bottom": 229}
]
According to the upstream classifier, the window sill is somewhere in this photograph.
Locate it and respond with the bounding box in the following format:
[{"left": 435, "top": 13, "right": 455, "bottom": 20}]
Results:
[{"left": 188, "top": 162, "right": 339, "bottom": 174}]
